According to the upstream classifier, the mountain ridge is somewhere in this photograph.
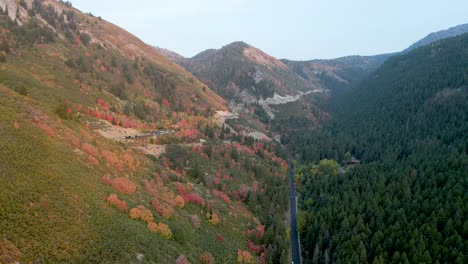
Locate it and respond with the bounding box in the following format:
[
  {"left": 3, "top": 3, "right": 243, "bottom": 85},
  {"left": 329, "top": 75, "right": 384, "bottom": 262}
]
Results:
[
  {"left": 406, "top": 22, "right": 468, "bottom": 51},
  {"left": 158, "top": 22, "right": 468, "bottom": 97}
]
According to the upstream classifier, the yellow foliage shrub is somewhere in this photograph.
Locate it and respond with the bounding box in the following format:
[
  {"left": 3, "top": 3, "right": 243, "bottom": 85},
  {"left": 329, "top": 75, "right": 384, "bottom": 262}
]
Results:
[{"left": 129, "top": 205, "right": 153, "bottom": 223}]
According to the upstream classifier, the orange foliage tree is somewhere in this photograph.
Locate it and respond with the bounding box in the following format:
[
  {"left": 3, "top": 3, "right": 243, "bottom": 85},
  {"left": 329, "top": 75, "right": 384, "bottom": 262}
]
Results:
[
  {"left": 147, "top": 221, "right": 172, "bottom": 239},
  {"left": 237, "top": 250, "right": 253, "bottom": 263},
  {"left": 173, "top": 195, "right": 185, "bottom": 208},
  {"left": 206, "top": 212, "right": 220, "bottom": 225},
  {"left": 151, "top": 198, "right": 173, "bottom": 219},
  {"left": 199, "top": 252, "right": 215, "bottom": 264},
  {"left": 129, "top": 205, "right": 153, "bottom": 223},
  {"left": 0, "top": 239, "right": 22, "bottom": 264},
  {"left": 106, "top": 193, "right": 128, "bottom": 211},
  {"left": 111, "top": 177, "right": 137, "bottom": 195}
]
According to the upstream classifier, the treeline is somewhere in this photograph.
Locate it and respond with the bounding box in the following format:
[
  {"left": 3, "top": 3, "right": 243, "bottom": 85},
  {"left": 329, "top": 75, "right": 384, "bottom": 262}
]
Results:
[{"left": 290, "top": 34, "right": 468, "bottom": 263}]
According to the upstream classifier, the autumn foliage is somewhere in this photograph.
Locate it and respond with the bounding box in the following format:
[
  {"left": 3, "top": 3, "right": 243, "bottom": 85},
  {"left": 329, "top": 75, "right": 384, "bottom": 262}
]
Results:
[
  {"left": 206, "top": 212, "right": 220, "bottom": 225},
  {"left": 174, "top": 182, "right": 205, "bottom": 206},
  {"left": 147, "top": 221, "right": 172, "bottom": 239},
  {"left": 151, "top": 198, "right": 173, "bottom": 219},
  {"left": 212, "top": 189, "right": 231, "bottom": 204},
  {"left": 247, "top": 240, "right": 261, "bottom": 254},
  {"left": 129, "top": 205, "right": 153, "bottom": 223},
  {"left": 237, "top": 250, "right": 253, "bottom": 263},
  {"left": 81, "top": 142, "right": 98, "bottom": 157},
  {"left": 36, "top": 122, "right": 55, "bottom": 137},
  {"left": 103, "top": 177, "right": 137, "bottom": 195},
  {"left": 101, "top": 150, "right": 124, "bottom": 171},
  {"left": 106, "top": 194, "right": 128, "bottom": 211},
  {"left": 87, "top": 156, "right": 99, "bottom": 165},
  {"left": 173, "top": 195, "right": 185, "bottom": 208},
  {"left": 0, "top": 239, "right": 22, "bottom": 264},
  {"left": 175, "top": 255, "right": 191, "bottom": 264},
  {"left": 199, "top": 252, "right": 215, "bottom": 264}
]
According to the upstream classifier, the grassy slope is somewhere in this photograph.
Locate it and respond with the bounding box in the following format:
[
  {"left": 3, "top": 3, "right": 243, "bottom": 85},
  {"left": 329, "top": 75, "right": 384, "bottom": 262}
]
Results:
[{"left": 0, "top": 1, "right": 289, "bottom": 263}]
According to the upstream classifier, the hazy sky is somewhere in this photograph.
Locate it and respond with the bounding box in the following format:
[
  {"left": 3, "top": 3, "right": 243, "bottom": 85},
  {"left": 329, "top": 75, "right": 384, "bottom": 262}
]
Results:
[{"left": 70, "top": 0, "right": 468, "bottom": 60}]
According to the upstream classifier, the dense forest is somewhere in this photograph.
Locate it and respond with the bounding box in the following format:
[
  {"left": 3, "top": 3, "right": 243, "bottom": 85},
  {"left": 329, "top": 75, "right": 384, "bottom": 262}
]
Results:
[{"left": 287, "top": 34, "right": 468, "bottom": 263}]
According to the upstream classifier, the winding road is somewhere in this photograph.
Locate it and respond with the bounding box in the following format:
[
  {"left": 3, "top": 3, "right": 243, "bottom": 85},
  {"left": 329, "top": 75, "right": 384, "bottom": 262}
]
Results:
[{"left": 289, "top": 161, "right": 301, "bottom": 264}]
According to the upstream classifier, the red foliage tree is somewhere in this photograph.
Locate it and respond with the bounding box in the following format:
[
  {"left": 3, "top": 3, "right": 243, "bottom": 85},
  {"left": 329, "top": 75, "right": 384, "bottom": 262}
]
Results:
[
  {"left": 111, "top": 177, "right": 137, "bottom": 195},
  {"left": 162, "top": 99, "right": 171, "bottom": 108},
  {"left": 106, "top": 193, "right": 128, "bottom": 211},
  {"left": 176, "top": 255, "right": 191, "bottom": 264},
  {"left": 151, "top": 198, "right": 173, "bottom": 219},
  {"left": 212, "top": 189, "right": 231, "bottom": 204},
  {"left": 247, "top": 240, "right": 261, "bottom": 254},
  {"left": 37, "top": 123, "right": 55, "bottom": 137},
  {"left": 81, "top": 143, "right": 98, "bottom": 157},
  {"left": 256, "top": 225, "right": 265, "bottom": 238},
  {"left": 87, "top": 156, "right": 99, "bottom": 165}
]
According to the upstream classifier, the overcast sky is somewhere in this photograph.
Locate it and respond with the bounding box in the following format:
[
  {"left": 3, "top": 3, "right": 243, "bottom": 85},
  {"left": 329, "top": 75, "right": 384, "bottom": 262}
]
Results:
[{"left": 70, "top": 0, "right": 468, "bottom": 60}]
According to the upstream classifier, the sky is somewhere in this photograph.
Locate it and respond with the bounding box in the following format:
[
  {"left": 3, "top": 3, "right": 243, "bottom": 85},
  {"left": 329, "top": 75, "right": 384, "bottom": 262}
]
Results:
[{"left": 70, "top": 0, "right": 468, "bottom": 60}]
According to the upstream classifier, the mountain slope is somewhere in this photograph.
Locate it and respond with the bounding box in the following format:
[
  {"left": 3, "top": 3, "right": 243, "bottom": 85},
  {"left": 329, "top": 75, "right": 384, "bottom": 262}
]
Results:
[
  {"left": 0, "top": 1, "right": 290, "bottom": 263},
  {"left": 176, "top": 41, "right": 321, "bottom": 103},
  {"left": 290, "top": 33, "right": 468, "bottom": 263},
  {"left": 282, "top": 53, "right": 393, "bottom": 93},
  {"left": 154, "top": 46, "right": 186, "bottom": 62},
  {"left": 406, "top": 22, "right": 468, "bottom": 51}
]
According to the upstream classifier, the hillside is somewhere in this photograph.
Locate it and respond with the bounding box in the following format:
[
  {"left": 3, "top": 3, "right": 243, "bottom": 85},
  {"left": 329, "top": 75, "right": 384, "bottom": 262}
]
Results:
[
  {"left": 154, "top": 46, "right": 186, "bottom": 63},
  {"left": 288, "top": 34, "right": 468, "bottom": 263},
  {"left": 0, "top": 1, "right": 290, "bottom": 263},
  {"left": 282, "top": 53, "right": 392, "bottom": 93},
  {"left": 406, "top": 22, "right": 468, "bottom": 51},
  {"left": 175, "top": 41, "right": 321, "bottom": 103}
]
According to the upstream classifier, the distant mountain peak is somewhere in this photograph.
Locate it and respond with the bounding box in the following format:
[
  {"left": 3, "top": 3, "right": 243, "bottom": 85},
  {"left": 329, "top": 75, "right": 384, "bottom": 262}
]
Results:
[
  {"left": 242, "top": 45, "right": 288, "bottom": 70},
  {"left": 406, "top": 23, "right": 468, "bottom": 51},
  {"left": 224, "top": 41, "right": 250, "bottom": 48},
  {"left": 153, "top": 47, "right": 185, "bottom": 61}
]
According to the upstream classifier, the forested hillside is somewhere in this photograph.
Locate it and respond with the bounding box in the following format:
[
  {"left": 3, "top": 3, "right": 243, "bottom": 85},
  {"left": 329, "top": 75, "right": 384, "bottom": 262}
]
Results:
[
  {"left": 178, "top": 41, "right": 318, "bottom": 103},
  {"left": 282, "top": 54, "right": 391, "bottom": 93},
  {"left": 288, "top": 34, "right": 468, "bottom": 263}
]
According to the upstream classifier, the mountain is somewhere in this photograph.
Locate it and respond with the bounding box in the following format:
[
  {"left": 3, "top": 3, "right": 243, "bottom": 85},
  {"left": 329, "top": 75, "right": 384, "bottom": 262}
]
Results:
[
  {"left": 289, "top": 33, "right": 468, "bottom": 263},
  {"left": 173, "top": 41, "right": 321, "bottom": 103},
  {"left": 158, "top": 23, "right": 468, "bottom": 99},
  {"left": 279, "top": 23, "right": 468, "bottom": 94},
  {"left": 154, "top": 46, "right": 186, "bottom": 62},
  {"left": 406, "top": 22, "right": 468, "bottom": 51},
  {"left": 0, "top": 1, "right": 291, "bottom": 263},
  {"left": 282, "top": 53, "right": 393, "bottom": 92}
]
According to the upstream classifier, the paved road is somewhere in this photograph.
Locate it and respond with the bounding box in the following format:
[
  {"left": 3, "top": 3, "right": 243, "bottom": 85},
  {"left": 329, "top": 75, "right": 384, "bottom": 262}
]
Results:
[{"left": 289, "top": 161, "right": 301, "bottom": 264}]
